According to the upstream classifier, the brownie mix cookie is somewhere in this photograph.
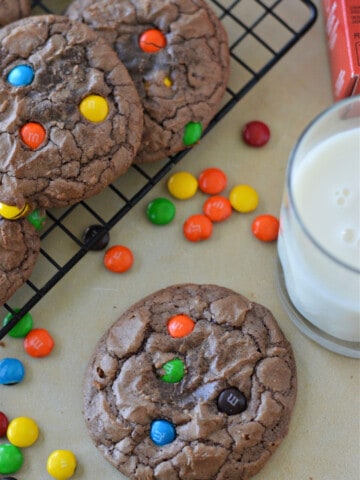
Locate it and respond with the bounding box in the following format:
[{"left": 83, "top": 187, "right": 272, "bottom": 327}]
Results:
[
  {"left": 0, "top": 0, "right": 31, "bottom": 27},
  {"left": 66, "top": 0, "right": 230, "bottom": 163},
  {"left": 0, "top": 14, "right": 143, "bottom": 212},
  {"left": 84, "top": 283, "right": 297, "bottom": 480}
]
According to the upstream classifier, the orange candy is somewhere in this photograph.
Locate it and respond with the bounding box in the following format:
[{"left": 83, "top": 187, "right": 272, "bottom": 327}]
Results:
[
  {"left": 251, "top": 214, "right": 279, "bottom": 242},
  {"left": 183, "top": 214, "right": 213, "bottom": 242},
  {"left": 203, "top": 195, "right": 232, "bottom": 222},
  {"left": 24, "top": 328, "right": 55, "bottom": 358},
  {"left": 198, "top": 168, "right": 227, "bottom": 195},
  {"left": 104, "top": 245, "right": 134, "bottom": 273},
  {"left": 167, "top": 314, "right": 195, "bottom": 338},
  {"left": 139, "top": 29, "right": 167, "bottom": 53},
  {"left": 20, "top": 122, "right": 46, "bottom": 150}
]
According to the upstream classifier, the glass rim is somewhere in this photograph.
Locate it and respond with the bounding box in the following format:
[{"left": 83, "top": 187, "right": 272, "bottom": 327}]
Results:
[{"left": 287, "top": 96, "right": 360, "bottom": 275}]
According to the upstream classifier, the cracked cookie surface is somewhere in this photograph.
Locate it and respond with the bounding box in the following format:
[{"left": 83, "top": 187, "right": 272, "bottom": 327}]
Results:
[
  {"left": 0, "top": 0, "right": 31, "bottom": 27},
  {"left": 66, "top": 0, "right": 230, "bottom": 163},
  {"left": 84, "top": 283, "right": 297, "bottom": 480},
  {"left": 0, "top": 14, "right": 143, "bottom": 210}
]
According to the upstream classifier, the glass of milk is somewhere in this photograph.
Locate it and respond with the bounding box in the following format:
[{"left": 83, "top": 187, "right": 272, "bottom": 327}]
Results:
[{"left": 277, "top": 96, "right": 360, "bottom": 358}]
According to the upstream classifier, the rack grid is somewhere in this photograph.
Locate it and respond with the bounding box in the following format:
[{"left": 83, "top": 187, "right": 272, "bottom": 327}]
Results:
[{"left": 0, "top": 0, "right": 317, "bottom": 339}]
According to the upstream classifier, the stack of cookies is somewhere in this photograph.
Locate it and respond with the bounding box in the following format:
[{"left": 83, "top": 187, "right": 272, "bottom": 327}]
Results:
[{"left": 0, "top": 0, "right": 230, "bottom": 306}]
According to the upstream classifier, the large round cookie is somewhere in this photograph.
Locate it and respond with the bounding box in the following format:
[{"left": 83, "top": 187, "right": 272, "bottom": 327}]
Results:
[
  {"left": 66, "top": 0, "right": 230, "bottom": 163},
  {"left": 84, "top": 284, "right": 297, "bottom": 480},
  {"left": 0, "top": 0, "right": 31, "bottom": 27},
  {"left": 0, "top": 15, "right": 143, "bottom": 211}
]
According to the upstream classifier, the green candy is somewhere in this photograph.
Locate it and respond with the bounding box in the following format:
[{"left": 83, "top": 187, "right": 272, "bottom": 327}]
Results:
[
  {"left": 146, "top": 197, "right": 176, "bottom": 225},
  {"left": 183, "top": 122, "right": 202, "bottom": 146},
  {"left": 27, "top": 208, "right": 46, "bottom": 230},
  {"left": 0, "top": 444, "right": 24, "bottom": 475},
  {"left": 160, "top": 358, "right": 185, "bottom": 383},
  {"left": 3, "top": 309, "right": 33, "bottom": 338}
]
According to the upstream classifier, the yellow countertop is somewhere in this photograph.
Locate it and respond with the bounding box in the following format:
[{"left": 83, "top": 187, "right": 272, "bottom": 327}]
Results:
[{"left": 1, "top": 1, "right": 359, "bottom": 479}]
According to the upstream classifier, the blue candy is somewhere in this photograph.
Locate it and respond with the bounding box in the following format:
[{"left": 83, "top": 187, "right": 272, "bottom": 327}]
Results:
[
  {"left": 0, "top": 358, "right": 25, "bottom": 385},
  {"left": 150, "top": 419, "right": 176, "bottom": 446},
  {"left": 7, "top": 65, "right": 34, "bottom": 87}
]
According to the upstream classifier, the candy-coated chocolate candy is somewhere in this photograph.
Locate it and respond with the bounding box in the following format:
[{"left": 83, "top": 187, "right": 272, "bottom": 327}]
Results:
[
  {"left": 146, "top": 197, "right": 176, "bottom": 225},
  {"left": 24, "top": 328, "right": 54, "bottom": 358},
  {"left": 242, "top": 120, "right": 270, "bottom": 147},
  {"left": 7, "top": 64, "right": 34, "bottom": 87},
  {"left": 104, "top": 245, "right": 134, "bottom": 273},
  {"left": 79, "top": 94, "right": 109, "bottom": 123},
  {"left": 229, "top": 184, "right": 259, "bottom": 213},
  {"left": 150, "top": 419, "right": 176, "bottom": 446},
  {"left": 167, "top": 314, "right": 195, "bottom": 338},
  {"left": 251, "top": 214, "right": 279, "bottom": 242},
  {"left": 159, "top": 358, "right": 185, "bottom": 383},
  {"left": 183, "top": 213, "right": 213, "bottom": 242},
  {"left": 3, "top": 309, "right": 33, "bottom": 338},
  {"left": 20, "top": 122, "right": 46, "bottom": 150},
  {"left": 46, "top": 449, "right": 77, "bottom": 480},
  {"left": 217, "top": 388, "right": 247, "bottom": 415},
  {"left": 27, "top": 209, "right": 46, "bottom": 230},
  {"left": 7, "top": 417, "right": 39, "bottom": 448},
  {"left": 198, "top": 167, "right": 227, "bottom": 194},
  {"left": 183, "top": 121, "right": 202, "bottom": 146},
  {"left": 203, "top": 195, "right": 232, "bottom": 222},
  {"left": 167, "top": 171, "right": 198, "bottom": 200},
  {"left": 0, "top": 202, "right": 30, "bottom": 220},
  {"left": 82, "top": 224, "right": 110, "bottom": 251},
  {"left": 0, "top": 444, "right": 23, "bottom": 475},
  {"left": 139, "top": 29, "right": 166, "bottom": 53},
  {"left": 0, "top": 412, "right": 9, "bottom": 437},
  {"left": 0, "top": 358, "right": 25, "bottom": 385},
  {"left": 163, "top": 76, "right": 172, "bottom": 87}
]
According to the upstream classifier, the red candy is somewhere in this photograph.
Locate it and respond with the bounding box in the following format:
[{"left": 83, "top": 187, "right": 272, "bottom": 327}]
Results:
[
  {"left": 203, "top": 196, "right": 232, "bottom": 222},
  {"left": 198, "top": 168, "right": 227, "bottom": 195},
  {"left": 24, "top": 328, "right": 55, "bottom": 358},
  {"left": 20, "top": 122, "right": 46, "bottom": 150},
  {"left": 139, "top": 29, "right": 166, "bottom": 53},
  {"left": 104, "top": 245, "right": 134, "bottom": 273},
  {"left": 167, "top": 314, "right": 195, "bottom": 338},
  {"left": 0, "top": 411, "right": 9, "bottom": 437},
  {"left": 242, "top": 120, "right": 270, "bottom": 147},
  {"left": 183, "top": 214, "right": 213, "bottom": 242},
  {"left": 251, "top": 214, "right": 279, "bottom": 242}
]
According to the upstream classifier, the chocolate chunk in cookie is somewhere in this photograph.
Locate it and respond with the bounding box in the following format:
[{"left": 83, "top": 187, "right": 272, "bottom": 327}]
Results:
[
  {"left": 66, "top": 0, "right": 230, "bottom": 163},
  {"left": 83, "top": 283, "right": 297, "bottom": 480},
  {"left": 0, "top": 0, "right": 31, "bottom": 27},
  {"left": 0, "top": 14, "right": 143, "bottom": 210}
]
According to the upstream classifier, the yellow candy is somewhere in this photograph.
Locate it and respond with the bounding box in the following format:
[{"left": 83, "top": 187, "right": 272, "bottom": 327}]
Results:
[
  {"left": 229, "top": 184, "right": 259, "bottom": 213},
  {"left": 167, "top": 171, "right": 198, "bottom": 200},
  {"left": 164, "top": 76, "right": 173, "bottom": 87},
  {"left": 47, "top": 449, "right": 77, "bottom": 480},
  {"left": 79, "top": 94, "right": 109, "bottom": 123},
  {"left": 0, "top": 202, "right": 30, "bottom": 219},
  {"left": 7, "top": 416, "right": 39, "bottom": 447}
]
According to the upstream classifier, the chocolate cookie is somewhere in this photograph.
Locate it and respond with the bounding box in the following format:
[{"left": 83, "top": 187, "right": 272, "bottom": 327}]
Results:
[
  {"left": 0, "top": 217, "right": 40, "bottom": 307},
  {"left": 66, "top": 0, "right": 230, "bottom": 163},
  {"left": 0, "top": 0, "right": 31, "bottom": 27},
  {"left": 84, "top": 283, "right": 297, "bottom": 480},
  {"left": 0, "top": 14, "right": 143, "bottom": 211}
]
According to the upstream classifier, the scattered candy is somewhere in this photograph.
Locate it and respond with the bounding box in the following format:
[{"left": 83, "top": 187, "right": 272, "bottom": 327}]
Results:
[
  {"left": 183, "top": 121, "right": 202, "bottom": 146},
  {"left": 0, "top": 358, "right": 25, "bottom": 385},
  {"left": 27, "top": 209, "right": 46, "bottom": 230},
  {"left": 163, "top": 76, "right": 173, "bottom": 87},
  {"left": 20, "top": 122, "right": 46, "bottom": 150},
  {"left": 7, "top": 417, "right": 39, "bottom": 448},
  {"left": 159, "top": 358, "right": 185, "bottom": 383},
  {"left": 167, "top": 314, "right": 195, "bottom": 338},
  {"left": 7, "top": 64, "right": 34, "bottom": 87},
  {"left": 183, "top": 213, "right": 213, "bottom": 242},
  {"left": 251, "top": 214, "right": 279, "bottom": 242},
  {"left": 0, "top": 444, "right": 23, "bottom": 475},
  {"left": 242, "top": 120, "right": 270, "bottom": 147},
  {"left": 203, "top": 195, "right": 232, "bottom": 222},
  {"left": 82, "top": 224, "right": 110, "bottom": 251},
  {"left": 0, "top": 412, "right": 9, "bottom": 437},
  {"left": 146, "top": 197, "right": 176, "bottom": 225},
  {"left": 167, "top": 171, "right": 198, "bottom": 200},
  {"left": 0, "top": 202, "right": 30, "bottom": 220},
  {"left": 139, "top": 28, "right": 166, "bottom": 53},
  {"left": 46, "top": 449, "right": 77, "bottom": 480},
  {"left": 217, "top": 388, "right": 247, "bottom": 415},
  {"left": 150, "top": 419, "right": 176, "bottom": 446},
  {"left": 104, "top": 245, "right": 134, "bottom": 273},
  {"left": 229, "top": 184, "right": 259, "bottom": 213},
  {"left": 3, "top": 309, "right": 33, "bottom": 338},
  {"left": 24, "top": 328, "right": 54, "bottom": 358},
  {"left": 79, "top": 94, "right": 109, "bottom": 123},
  {"left": 198, "top": 167, "right": 227, "bottom": 194}
]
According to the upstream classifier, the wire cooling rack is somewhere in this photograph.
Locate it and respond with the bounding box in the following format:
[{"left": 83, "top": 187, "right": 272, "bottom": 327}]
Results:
[{"left": 0, "top": 0, "right": 317, "bottom": 339}]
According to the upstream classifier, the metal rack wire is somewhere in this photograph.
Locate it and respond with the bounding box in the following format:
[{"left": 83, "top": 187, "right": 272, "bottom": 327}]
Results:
[{"left": 0, "top": 0, "right": 317, "bottom": 339}]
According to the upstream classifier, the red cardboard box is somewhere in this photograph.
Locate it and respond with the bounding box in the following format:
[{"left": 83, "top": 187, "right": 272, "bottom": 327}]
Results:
[{"left": 323, "top": 0, "right": 360, "bottom": 101}]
